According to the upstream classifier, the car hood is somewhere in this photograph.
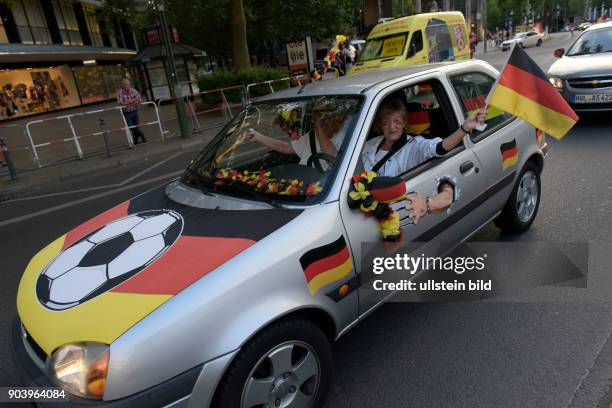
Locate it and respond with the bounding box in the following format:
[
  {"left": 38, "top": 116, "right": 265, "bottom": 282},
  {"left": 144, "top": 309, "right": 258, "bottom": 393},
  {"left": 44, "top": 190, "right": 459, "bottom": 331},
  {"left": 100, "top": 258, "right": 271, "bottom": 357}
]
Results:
[
  {"left": 17, "top": 184, "right": 303, "bottom": 355},
  {"left": 548, "top": 53, "right": 612, "bottom": 77}
]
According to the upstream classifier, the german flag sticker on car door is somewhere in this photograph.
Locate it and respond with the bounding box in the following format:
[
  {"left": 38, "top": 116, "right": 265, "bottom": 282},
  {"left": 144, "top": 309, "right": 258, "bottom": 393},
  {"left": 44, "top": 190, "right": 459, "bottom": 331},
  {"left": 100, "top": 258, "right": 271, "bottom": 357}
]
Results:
[
  {"left": 500, "top": 139, "right": 519, "bottom": 170},
  {"left": 300, "top": 236, "right": 353, "bottom": 296}
]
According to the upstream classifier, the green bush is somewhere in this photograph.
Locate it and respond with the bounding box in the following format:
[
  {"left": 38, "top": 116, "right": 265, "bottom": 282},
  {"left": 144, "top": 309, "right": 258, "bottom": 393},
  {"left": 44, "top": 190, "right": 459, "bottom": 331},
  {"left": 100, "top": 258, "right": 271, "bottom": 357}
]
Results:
[{"left": 195, "top": 67, "right": 290, "bottom": 108}]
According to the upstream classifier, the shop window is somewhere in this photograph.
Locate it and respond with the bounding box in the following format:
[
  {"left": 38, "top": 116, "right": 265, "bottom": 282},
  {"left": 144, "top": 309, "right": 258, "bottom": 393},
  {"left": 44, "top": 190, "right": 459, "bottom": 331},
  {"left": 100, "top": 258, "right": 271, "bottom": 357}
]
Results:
[
  {"left": 73, "top": 65, "right": 125, "bottom": 104},
  {"left": 83, "top": 4, "right": 104, "bottom": 46},
  {"left": 0, "top": 66, "right": 80, "bottom": 119},
  {"left": 52, "top": 0, "right": 83, "bottom": 45},
  {"left": 12, "top": 0, "right": 51, "bottom": 44}
]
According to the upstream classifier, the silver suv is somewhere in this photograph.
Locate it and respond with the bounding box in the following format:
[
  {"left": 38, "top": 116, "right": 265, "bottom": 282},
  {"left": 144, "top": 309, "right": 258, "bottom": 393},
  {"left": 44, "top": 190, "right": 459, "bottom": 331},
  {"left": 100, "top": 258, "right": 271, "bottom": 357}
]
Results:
[{"left": 13, "top": 60, "right": 547, "bottom": 408}]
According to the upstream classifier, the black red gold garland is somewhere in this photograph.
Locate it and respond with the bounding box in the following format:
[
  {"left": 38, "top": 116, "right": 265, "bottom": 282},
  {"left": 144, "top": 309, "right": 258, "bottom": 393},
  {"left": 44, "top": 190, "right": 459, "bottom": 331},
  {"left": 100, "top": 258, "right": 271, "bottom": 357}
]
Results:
[
  {"left": 347, "top": 171, "right": 407, "bottom": 242},
  {"left": 215, "top": 169, "right": 322, "bottom": 196},
  {"left": 273, "top": 109, "right": 301, "bottom": 140}
]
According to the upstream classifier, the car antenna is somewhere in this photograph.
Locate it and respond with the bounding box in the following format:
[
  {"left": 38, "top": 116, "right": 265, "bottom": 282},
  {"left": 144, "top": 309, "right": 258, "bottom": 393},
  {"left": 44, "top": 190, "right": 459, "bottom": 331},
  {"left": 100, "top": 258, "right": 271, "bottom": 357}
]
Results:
[{"left": 297, "top": 74, "right": 311, "bottom": 94}]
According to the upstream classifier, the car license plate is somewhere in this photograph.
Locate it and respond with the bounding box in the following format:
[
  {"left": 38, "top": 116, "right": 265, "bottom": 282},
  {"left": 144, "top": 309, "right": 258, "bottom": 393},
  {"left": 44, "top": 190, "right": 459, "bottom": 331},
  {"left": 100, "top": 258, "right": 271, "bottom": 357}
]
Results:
[{"left": 572, "top": 94, "right": 612, "bottom": 104}]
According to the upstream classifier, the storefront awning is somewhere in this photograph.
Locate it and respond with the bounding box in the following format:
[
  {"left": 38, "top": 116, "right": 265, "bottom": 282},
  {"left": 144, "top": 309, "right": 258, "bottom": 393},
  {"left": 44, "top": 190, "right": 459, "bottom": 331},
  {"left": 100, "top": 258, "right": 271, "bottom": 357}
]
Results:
[
  {"left": 0, "top": 44, "right": 137, "bottom": 64},
  {"left": 128, "top": 43, "right": 206, "bottom": 64}
]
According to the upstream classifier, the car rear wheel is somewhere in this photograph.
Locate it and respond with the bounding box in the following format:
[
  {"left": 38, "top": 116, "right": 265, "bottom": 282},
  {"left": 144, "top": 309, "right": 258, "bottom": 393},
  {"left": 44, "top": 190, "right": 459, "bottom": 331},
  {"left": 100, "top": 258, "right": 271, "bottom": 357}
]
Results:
[
  {"left": 537, "top": 39, "right": 542, "bottom": 46},
  {"left": 212, "top": 318, "right": 333, "bottom": 408},
  {"left": 494, "top": 161, "right": 541, "bottom": 233}
]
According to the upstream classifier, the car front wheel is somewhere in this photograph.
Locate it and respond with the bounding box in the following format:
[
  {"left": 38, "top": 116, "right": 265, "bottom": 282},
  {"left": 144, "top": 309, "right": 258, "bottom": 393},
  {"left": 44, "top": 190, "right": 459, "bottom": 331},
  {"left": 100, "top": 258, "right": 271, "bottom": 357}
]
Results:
[
  {"left": 212, "top": 318, "right": 333, "bottom": 408},
  {"left": 494, "top": 161, "right": 541, "bottom": 233},
  {"left": 537, "top": 39, "right": 542, "bottom": 46}
]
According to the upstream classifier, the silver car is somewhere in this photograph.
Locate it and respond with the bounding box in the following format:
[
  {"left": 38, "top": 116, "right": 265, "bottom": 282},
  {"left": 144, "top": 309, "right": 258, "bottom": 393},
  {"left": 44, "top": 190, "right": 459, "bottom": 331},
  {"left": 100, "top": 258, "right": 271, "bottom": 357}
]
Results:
[
  {"left": 13, "top": 60, "right": 546, "bottom": 408},
  {"left": 548, "top": 22, "right": 612, "bottom": 112}
]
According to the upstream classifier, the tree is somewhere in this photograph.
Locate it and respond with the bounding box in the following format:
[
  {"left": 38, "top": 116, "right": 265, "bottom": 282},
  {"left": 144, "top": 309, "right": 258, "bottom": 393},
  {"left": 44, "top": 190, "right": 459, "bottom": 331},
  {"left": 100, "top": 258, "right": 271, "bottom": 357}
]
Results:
[{"left": 230, "top": 0, "right": 251, "bottom": 69}]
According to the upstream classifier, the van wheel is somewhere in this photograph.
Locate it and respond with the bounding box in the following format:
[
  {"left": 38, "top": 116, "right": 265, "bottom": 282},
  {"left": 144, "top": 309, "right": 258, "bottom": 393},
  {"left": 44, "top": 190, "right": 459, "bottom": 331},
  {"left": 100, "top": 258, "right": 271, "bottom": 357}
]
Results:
[
  {"left": 212, "top": 318, "right": 333, "bottom": 408},
  {"left": 494, "top": 162, "right": 541, "bottom": 234},
  {"left": 537, "top": 39, "right": 542, "bottom": 46}
]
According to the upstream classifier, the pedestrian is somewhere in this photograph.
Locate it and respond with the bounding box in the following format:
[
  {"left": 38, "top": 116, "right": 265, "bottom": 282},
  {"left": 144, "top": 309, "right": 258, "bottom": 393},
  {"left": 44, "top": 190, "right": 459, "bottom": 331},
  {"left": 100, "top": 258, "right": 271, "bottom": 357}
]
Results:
[{"left": 117, "top": 78, "right": 146, "bottom": 145}]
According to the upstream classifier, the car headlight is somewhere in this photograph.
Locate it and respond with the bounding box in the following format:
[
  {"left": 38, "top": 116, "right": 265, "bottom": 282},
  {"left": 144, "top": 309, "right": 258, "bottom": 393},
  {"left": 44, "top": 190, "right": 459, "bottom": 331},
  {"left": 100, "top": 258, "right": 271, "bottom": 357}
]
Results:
[
  {"left": 548, "top": 76, "right": 563, "bottom": 89},
  {"left": 46, "top": 342, "right": 109, "bottom": 399}
]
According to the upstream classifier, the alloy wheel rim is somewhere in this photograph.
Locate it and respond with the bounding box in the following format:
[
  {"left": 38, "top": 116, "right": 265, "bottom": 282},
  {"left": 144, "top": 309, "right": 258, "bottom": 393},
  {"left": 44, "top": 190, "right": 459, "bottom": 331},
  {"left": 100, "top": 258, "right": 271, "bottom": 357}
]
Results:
[
  {"left": 241, "top": 341, "right": 320, "bottom": 408},
  {"left": 516, "top": 171, "right": 538, "bottom": 222}
]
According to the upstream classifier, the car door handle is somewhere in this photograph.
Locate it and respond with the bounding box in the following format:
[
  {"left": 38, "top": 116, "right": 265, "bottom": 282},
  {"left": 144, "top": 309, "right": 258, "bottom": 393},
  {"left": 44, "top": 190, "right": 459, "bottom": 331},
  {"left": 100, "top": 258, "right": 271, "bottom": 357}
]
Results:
[{"left": 460, "top": 160, "right": 474, "bottom": 174}]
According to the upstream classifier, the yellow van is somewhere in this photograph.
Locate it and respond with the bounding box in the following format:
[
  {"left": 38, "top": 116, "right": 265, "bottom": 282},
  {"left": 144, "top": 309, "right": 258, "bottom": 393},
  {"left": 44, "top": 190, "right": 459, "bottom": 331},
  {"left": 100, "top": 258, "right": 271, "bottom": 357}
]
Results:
[{"left": 349, "top": 12, "right": 470, "bottom": 74}]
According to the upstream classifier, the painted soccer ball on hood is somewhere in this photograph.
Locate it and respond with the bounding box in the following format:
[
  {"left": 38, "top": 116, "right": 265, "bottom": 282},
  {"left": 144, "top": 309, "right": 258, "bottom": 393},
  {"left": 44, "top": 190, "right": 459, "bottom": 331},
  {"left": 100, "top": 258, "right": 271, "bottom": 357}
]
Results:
[{"left": 36, "top": 210, "right": 184, "bottom": 311}]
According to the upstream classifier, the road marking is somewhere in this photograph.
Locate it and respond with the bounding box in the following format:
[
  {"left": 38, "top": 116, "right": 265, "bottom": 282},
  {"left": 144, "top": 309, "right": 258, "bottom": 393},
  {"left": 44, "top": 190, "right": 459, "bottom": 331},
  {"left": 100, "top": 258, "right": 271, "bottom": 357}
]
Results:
[
  {"left": 118, "top": 152, "right": 182, "bottom": 186},
  {"left": 0, "top": 171, "right": 182, "bottom": 227},
  {"left": 6, "top": 152, "right": 183, "bottom": 202}
]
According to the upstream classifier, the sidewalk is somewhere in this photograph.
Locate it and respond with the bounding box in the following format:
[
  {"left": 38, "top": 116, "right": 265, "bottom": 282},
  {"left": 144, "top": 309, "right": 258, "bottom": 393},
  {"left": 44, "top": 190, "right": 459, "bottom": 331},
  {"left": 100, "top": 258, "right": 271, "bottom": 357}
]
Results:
[{"left": 0, "top": 114, "right": 222, "bottom": 201}]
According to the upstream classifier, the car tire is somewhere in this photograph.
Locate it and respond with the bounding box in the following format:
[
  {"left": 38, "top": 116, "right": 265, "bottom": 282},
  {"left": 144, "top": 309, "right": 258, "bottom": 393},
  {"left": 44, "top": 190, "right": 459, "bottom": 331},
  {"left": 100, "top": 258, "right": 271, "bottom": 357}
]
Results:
[
  {"left": 494, "top": 161, "right": 541, "bottom": 234},
  {"left": 212, "top": 318, "right": 333, "bottom": 408},
  {"left": 537, "top": 39, "right": 542, "bottom": 46},
  {"left": 520, "top": 42, "right": 525, "bottom": 48}
]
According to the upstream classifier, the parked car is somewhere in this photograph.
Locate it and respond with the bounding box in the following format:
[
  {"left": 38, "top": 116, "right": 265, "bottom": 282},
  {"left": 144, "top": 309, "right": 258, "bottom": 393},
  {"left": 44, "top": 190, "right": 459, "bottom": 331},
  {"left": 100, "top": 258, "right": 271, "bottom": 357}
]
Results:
[
  {"left": 578, "top": 22, "right": 593, "bottom": 30},
  {"left": 501, "top": 31, "right": 545, "bottom": 51},
  {"left": 547, "top": 21, "right": 612, "bottom": 113},
  {"left": 13, "top": 60, "right": 547, "bottom": 408}
]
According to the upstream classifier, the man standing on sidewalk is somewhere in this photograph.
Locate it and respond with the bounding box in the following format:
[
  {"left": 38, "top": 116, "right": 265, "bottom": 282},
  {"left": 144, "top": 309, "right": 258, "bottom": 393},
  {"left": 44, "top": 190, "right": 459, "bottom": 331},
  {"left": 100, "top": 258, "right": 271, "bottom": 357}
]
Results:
[{"left": 117, "top": 78, "right": 147, "bottom": 145}]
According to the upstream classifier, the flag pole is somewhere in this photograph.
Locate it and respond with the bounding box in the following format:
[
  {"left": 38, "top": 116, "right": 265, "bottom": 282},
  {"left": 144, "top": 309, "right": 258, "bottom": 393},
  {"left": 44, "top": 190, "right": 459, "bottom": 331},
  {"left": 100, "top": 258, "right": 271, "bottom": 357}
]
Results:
[{"left": 475, "top": 42, "right": 517, "bottom": 131}]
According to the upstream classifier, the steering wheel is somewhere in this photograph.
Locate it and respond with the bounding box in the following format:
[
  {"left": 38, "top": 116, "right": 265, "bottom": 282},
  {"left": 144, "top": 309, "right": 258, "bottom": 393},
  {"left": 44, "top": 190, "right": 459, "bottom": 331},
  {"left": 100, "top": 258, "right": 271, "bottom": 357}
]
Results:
[{"left": 306, "top": 152, "right": 336, "bottom": 169}]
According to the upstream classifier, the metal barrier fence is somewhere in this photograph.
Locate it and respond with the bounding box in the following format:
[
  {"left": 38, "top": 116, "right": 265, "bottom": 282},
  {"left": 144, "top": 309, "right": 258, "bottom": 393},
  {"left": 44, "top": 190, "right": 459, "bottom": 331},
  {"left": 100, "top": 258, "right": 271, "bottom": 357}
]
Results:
[
  {"left": 24, "top": 102, "right": 165, "bottom": 168},
  {"left": 1, "top": 78, "right": 314, "bottom": 177},
  {"left": 0, "top": 123, "right": 33, "bottom": 175},
  {"left": 157, "top": 85, "right": 247, "bottom": 135},
  {"left": 245, "top": 75, "right": 306, "bottom": 102}
]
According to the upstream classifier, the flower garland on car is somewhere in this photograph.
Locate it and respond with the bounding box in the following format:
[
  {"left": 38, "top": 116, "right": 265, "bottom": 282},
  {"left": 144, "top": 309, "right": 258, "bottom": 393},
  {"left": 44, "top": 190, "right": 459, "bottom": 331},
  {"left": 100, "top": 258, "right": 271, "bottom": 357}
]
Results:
[
  {"left": 347, "top": 172, "right": 407, "bottom": 242},
  {"left": 215, "top": 168, "right": 322, "bottom": 196}
]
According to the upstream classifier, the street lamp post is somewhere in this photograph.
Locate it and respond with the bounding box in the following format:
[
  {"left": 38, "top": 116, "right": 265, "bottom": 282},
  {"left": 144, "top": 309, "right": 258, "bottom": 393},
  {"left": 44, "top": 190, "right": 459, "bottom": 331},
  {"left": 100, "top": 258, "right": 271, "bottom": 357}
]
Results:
[{"left": 133, "top": 0, "right": 190, "bottom": 139}]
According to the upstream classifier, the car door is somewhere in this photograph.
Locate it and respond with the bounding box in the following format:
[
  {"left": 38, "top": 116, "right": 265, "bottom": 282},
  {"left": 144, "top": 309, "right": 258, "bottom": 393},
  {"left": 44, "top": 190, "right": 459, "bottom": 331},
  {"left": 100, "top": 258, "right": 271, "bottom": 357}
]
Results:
[
  {"left": 339, "top": 74, "right": 488, "bottom": 314},
  {"left": 447, "top": 68, "right": 520, "bottom": 221}
]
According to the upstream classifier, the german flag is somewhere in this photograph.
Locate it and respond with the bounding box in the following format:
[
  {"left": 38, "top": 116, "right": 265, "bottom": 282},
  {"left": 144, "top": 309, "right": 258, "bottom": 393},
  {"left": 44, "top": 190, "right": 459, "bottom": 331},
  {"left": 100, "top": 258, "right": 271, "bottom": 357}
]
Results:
[
  {"left": 489, "top": 45, "right": 578, "bottom": 140},
  {"left": 500, "top": 139, "right": 519, "bottom": 170},
  {"left": 369, "top": 176, "right": 407, "bottom": 203},
  {"left": 406, "top": 110, "right": 430, "bottom": 134},
  {"left": 300, "top": 236, "right": 353, "bottom": 296}
]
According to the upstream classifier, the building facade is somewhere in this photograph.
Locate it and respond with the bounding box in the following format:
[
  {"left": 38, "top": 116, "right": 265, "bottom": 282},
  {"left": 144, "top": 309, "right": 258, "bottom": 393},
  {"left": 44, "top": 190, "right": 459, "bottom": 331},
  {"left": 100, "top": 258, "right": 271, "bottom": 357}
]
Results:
[{"left": 0, "top": 0, "right": 137, "bottom": 120}]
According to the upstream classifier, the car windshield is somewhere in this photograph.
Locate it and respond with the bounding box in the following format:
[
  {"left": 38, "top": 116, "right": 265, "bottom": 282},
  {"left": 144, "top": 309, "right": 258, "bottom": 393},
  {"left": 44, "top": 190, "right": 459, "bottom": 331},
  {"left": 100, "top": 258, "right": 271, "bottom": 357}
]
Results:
[
  {"left": 566, "top": 27, "right": 612, "bottom": 55},
  {"left": 358, "top": 33, "right": 408, "bottom": 61},
  {"left": 181, "top": 96, "right": 362, "bottom": 205}
]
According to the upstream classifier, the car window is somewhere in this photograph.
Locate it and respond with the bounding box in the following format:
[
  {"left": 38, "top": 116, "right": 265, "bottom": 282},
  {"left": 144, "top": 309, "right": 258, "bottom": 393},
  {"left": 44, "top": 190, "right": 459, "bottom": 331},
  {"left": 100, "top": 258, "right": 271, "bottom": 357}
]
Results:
[
  {"left": 359, "top": 78, "right": 461, "bottom": 179},
  {"left": 407, "top": 30, "right": 423, "bottom": 58},
  {"left": 449, "top": 71, "right": 513, "bottom": 143},
  {"left": 425, "top": 18, "right": 455, "bottom": 62}
]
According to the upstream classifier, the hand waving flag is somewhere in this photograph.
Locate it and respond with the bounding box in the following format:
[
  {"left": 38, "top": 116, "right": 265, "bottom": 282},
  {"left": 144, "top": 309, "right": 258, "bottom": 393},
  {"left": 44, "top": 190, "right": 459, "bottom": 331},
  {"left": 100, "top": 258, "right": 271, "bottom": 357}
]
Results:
[{"left": 488, "top": 44, "right": 578, "bottom": 140}]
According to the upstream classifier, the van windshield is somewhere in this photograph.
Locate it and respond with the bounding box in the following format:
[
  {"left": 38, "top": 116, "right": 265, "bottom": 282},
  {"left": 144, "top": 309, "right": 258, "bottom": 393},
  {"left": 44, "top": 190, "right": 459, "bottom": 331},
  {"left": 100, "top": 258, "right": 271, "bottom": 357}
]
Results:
[{"left": 358, "top": 32, "right": 409, "bottom": 62}]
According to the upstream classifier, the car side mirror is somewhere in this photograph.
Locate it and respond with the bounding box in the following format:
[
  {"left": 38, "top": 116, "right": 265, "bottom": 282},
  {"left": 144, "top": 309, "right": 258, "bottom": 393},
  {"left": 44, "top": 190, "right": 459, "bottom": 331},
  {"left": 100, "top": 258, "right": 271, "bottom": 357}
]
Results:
[{"left": 554, "top": 48, "right": 565, "bottom": 58}]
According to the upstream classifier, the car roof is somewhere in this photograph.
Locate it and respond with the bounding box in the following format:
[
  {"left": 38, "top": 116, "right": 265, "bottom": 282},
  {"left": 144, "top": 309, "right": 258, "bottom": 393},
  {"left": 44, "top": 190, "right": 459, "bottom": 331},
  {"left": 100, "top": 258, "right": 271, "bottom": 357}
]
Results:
[
  {"left": 585, "top": 21, "right": 612, "bottom": 31},
  {"left": 257, "top": 60, "right": 485, "bottom": 100}
]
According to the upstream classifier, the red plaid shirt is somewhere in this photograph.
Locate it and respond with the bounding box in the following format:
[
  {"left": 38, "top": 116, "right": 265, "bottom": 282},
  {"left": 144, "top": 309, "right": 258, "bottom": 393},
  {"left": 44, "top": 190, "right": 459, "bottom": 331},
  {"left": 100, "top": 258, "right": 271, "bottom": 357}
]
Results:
[{"left": 117, "top": 87, "right": 141, "bottom": 112}]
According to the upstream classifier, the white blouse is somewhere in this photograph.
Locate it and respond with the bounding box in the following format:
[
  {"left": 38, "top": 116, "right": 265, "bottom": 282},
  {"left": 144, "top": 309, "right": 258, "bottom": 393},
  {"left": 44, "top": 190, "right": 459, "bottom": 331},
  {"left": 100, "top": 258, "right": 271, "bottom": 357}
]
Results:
[{"left": 362, "top": 134, "right": 443, "bottom": 176}]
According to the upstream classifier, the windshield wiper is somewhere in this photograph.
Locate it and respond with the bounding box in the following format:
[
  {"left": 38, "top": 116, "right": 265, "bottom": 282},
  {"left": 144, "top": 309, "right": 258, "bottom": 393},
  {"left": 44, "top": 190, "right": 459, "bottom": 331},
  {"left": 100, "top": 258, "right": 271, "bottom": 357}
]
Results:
[{"left": 182, "top": 168, "right": 216, "bottom": 196}]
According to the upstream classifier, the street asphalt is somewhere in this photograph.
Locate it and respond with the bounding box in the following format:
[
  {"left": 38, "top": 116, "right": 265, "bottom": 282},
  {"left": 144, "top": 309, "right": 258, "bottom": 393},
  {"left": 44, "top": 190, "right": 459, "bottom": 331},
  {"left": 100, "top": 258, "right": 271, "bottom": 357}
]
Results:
[{"left": 2, "top": 32, "right": 612, "bottom": 408}]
